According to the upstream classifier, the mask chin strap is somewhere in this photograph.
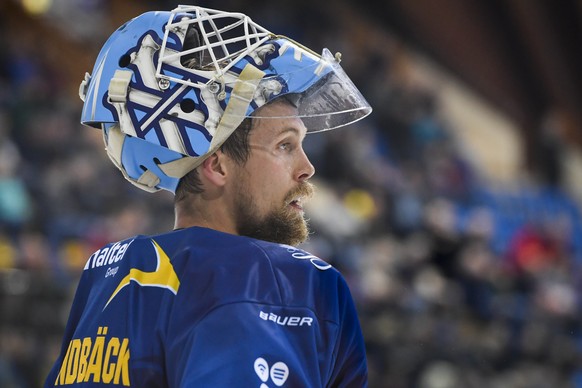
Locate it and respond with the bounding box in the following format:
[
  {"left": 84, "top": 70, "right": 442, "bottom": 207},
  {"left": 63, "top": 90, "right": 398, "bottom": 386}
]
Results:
[
  {"left": 103, "top": 124, "right": 161, "bottom": 193},
  {"left": 106, "top": 70, "right": 162, "bottom": 192},
  {"left": 105, "top": 63, "right": 265, "bottom": 192}
]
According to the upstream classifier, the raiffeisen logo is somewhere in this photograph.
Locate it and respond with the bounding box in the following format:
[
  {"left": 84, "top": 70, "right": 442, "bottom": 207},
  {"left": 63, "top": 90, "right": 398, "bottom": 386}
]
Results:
[{"left": 54, "top": 326, "right": 130, "bottom": 386}]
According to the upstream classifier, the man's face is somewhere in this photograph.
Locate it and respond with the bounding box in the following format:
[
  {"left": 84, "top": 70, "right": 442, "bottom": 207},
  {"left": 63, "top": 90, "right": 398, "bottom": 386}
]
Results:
[{"left": 230, "top": 100, "right": 315, "bottom": 246}]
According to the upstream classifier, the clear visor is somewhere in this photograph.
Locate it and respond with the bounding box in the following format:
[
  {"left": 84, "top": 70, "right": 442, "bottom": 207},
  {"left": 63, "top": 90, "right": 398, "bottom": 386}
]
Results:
[{"left": 225, "top": 48, "right": 372, "bottom": 132}]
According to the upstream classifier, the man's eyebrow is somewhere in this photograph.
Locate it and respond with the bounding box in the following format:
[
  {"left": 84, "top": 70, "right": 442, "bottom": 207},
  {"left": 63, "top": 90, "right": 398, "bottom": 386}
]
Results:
[{"left": 276, "top": 127, "right": 305, "bottom": 140}]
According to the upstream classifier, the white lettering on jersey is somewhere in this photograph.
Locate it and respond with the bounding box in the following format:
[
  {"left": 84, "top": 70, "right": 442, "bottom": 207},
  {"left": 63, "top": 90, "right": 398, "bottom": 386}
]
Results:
[
  {"left": 84, "top": 240, "right": 133, "bottom": 270},
  {"left": 259, "top": 311, "right": 313, "bottom": 327},
  {"left": 283, "top": 246, "right": 332, "bottom": 271},
  {"left": 105, "top": 266, "right": 119, "bottom": 278}
]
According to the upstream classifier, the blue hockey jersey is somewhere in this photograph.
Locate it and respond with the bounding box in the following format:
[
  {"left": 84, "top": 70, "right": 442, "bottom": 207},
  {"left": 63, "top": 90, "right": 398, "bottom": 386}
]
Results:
[{"left": 45, "top": 227, "right": 367, "bottom": 387}]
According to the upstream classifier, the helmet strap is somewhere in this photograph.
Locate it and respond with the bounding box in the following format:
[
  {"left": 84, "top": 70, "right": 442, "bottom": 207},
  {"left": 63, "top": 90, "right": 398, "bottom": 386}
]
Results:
[{"left": 158, "top": 63, "right": 265, "bottom": 179}]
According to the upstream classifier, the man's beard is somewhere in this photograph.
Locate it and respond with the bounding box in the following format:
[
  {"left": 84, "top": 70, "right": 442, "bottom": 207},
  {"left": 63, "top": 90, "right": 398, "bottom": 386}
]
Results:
[{"left": 235, "top": 182, "right": 314, "bottom": 246}]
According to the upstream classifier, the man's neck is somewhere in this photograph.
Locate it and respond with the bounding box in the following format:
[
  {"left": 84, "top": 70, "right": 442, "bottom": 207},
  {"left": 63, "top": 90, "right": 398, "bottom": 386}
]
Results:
[{"left": 173, "top": 197, "right": 238, "bottom": 235}]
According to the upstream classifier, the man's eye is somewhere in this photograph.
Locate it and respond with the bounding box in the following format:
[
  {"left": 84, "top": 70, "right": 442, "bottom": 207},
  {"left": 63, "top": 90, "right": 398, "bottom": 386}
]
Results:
[{"left": 279, "top": 143, "right": 292, "bottom": 151}]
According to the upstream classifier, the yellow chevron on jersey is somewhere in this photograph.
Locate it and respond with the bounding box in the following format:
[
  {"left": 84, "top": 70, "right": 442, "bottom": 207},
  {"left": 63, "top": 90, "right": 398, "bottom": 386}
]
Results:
[{"left": 104, "top": 240, "right": 180, "bottom": 309}]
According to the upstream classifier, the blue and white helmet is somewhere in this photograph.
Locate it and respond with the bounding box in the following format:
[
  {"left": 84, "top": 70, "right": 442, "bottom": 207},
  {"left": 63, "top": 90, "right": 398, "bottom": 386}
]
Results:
[{"left": 79, "top": 5, "right": 372, "bottom": 193}]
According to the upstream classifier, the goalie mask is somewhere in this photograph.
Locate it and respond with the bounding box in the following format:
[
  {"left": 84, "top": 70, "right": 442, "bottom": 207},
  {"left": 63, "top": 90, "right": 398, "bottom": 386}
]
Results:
[{"left": 79, "top": 5, "right": 372, "bottom": 193}]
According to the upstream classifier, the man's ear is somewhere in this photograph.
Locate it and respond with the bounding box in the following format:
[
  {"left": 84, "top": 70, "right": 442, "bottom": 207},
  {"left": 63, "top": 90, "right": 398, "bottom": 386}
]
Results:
[{"left": 200, "top": 151, "right": 228, "bottom": 187}]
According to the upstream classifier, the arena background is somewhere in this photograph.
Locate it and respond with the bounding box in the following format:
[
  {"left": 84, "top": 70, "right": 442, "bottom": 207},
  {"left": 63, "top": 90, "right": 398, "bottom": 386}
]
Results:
[{"left": 1, "top": 0, "right": 582, "bottom": 387}]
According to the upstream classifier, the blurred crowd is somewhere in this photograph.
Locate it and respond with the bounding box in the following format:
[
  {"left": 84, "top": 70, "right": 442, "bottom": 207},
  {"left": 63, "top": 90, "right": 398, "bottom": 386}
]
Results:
[{"left": 1, "top": 1, "right": 582, "bottom": 387}]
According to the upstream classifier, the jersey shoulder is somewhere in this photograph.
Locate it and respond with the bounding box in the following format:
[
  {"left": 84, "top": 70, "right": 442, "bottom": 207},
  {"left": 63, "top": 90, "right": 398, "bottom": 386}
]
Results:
[
  {"left": 249, "top": 238, "right": 336, "bottom": 273},
  {"left": 152, "top": 228, "right": 349, "bottom": 322},
  {"left": 247, "top": 239, "right": 351, "bottom": 322}
]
